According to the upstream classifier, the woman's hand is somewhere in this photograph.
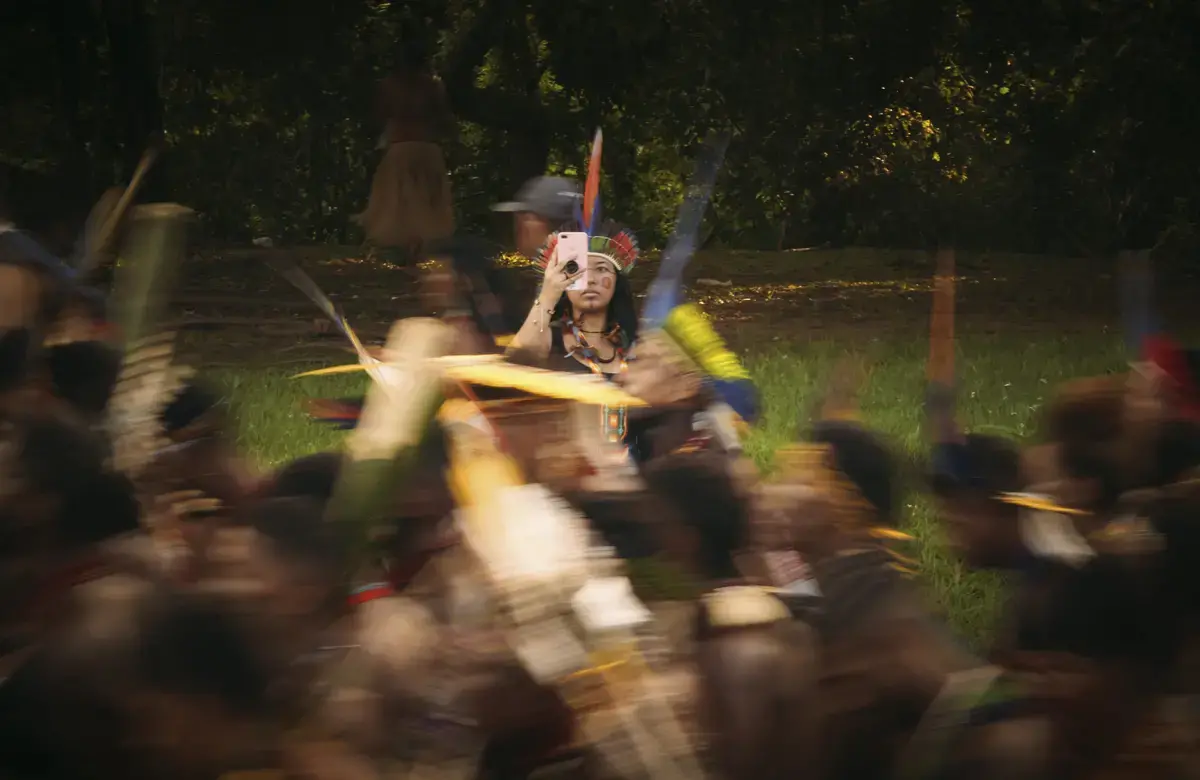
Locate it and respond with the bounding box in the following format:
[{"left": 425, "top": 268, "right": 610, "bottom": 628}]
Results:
[
  {"left": 509, "top": 246, "right": 580, "bottom": 354},
  {"left": 537, "top": 247, "right": 583, "bottom": 309}
]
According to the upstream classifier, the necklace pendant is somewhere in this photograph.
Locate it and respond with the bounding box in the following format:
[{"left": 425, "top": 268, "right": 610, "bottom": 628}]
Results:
[{"left": 602, "top": 404, "right": 627, "bottom": 442}]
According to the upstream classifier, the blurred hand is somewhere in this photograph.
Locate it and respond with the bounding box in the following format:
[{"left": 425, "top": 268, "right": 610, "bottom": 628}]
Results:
[{"left": 620, "top": 332, "right": 704, "bottom": 406}]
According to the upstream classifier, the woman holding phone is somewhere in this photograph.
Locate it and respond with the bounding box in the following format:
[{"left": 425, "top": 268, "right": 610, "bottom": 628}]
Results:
[
  {"left": 507, "top": 221, "right": 732, "bottom": 463},
  {"left": 508, "top": 222, "right": 644, "bottom": 450},
  {"left": 508, "top": 221, "right": 640, "bottom": 376}
]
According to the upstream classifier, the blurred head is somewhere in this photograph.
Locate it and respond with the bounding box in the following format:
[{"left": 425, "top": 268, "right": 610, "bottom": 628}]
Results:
[
  {"left": 45, "top": 340, "right": 121, "bottom": 420},
  {"left": 639, "top": 451, "right": 748, "bottom": 582},
  {"left": 809, "top": 420, "right": 899, "bottom": 526},
  {"left": 492, "top": 177, "right": 581, "bottom": 257},
  {"left": 929, "top": 433, "right": 1026, "bottom": 569},
  {"left": 250, "top": 495, "right": 345, "bottom": 621},
  {"left": 515, "top": 212, "right": 552, "bottom": 258},
  {"left": 266, "top": 451, "right": 342, "bottom": 507},
  {"left": 128, "top": 590, "right": 277, "bottom": 777}
]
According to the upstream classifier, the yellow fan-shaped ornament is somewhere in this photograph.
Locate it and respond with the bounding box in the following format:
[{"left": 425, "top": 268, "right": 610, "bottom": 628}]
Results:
[{"left": 295, "top": 357, "right": 647, "bottom": 408}]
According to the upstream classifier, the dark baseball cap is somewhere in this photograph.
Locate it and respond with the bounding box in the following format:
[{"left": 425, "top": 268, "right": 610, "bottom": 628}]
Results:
[{"left": 492, "top": 176, "right": 581, "bottom": 223}]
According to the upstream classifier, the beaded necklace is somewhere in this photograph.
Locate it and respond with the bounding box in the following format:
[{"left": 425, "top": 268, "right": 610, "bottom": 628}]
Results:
[{"left": 564, "top": 314, "right": 628, "bottom": 443}]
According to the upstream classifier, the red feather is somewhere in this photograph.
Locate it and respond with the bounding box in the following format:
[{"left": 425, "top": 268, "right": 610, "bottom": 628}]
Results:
[
  {"left": 582, "top": 129, "right": 603, "bottom": 234},
  {"left": 608, "top": 229, "right": 638, "bottom": 271},
  {"left": 536, "top": 233, "right": 559, "bottom": 271},
  {"left": 303, "top": 398, "right": 362, "bottom": 427},
  {"left": 1143, "top": 335, "right": 1200, "bottom": 419}
]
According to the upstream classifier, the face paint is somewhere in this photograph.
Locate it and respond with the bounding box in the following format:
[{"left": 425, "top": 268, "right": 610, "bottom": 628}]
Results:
[{"left": 600, "top": 277, "right": 613, "bottom": 290}]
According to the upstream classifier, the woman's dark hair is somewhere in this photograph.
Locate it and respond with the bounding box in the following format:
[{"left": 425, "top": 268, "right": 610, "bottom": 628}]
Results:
[
  {"left": 542, "top": 220, "right": 639, "bottom": 348},
  {"left": 550, "top": 271, "right": 639, "bottom": 349}
]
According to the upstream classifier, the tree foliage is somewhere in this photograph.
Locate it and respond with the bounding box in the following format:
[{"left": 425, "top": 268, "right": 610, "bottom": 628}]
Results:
[{"left": 3, "top": 0, "right": 1199, "bottom": 256}]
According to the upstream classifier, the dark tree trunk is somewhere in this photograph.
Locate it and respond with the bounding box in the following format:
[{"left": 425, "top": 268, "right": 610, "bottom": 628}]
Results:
[
  {"left": 498, "top": 5, "right": 550, "bottom": 185},
  {"left": 101, "top": 0, "right": 165, "bottom": 199},
  {"left": 443, "top": 0, "right": 551, "bottom": 187},
  {"left": 47, "top": 0, "right": 101, "bottom": 193}
]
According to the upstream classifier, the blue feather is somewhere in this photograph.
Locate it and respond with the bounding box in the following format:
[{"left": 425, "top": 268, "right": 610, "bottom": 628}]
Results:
[
  {"left": 590, "top": 193, "right": 601, "bottom": 238},
  {"left": 1120, "top": 252, "right": 1161, "bottom": 357},
  {"left": 710, "top": 378, "right": 759, "bottom": 423},
  {"left": 640, "top": 132, "right": 731, "bottom": 330}
]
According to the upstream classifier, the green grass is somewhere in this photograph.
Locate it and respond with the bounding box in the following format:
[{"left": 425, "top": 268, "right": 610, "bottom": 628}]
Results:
[{"left": 211, "top": 328, "right": 1129, "bottom": 647}]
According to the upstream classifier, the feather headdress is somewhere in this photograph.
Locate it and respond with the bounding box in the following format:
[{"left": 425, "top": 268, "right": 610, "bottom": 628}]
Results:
[
  {"left": 579, "top": 128, "right": 603, "bottom": 237},
  {"left": 533, "top": 129, "right": 640, "bottom": 275},
  {"left": 534, "top": 228, "right": 640, "bottom": 275}
]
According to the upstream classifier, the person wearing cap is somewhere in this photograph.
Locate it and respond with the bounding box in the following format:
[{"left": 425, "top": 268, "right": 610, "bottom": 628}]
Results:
[{"left": 491, "top": 176, "right": 582, "bottom": 258}]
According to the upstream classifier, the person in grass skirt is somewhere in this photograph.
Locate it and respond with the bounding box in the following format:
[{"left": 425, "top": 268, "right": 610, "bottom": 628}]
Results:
[{"left": 356, "top": 44, "right": 456, "bottom": 265}]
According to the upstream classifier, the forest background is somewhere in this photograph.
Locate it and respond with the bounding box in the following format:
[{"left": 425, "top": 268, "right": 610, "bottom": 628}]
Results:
[{"left": 4, "top": 0, "right": 1199, "bottom": 259}]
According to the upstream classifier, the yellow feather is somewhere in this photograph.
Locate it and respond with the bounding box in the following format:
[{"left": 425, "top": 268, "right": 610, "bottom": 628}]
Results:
[
  {"left": 445, "top": 437, "right": 527, "bottom": 566},
  {"left": 293, "top": 354, "right": 506, "bottom": 378},
  {"left": 440, "top": 361, "right": 646, "bottom": 406},
  {"left": 293, "top": 363, "right": 379, "bottom": 378},
  {"left": 437, "top": 398, "right": 483, "bottom": 425},
  {"left": 295, "top": 357, "right": 646, "bottom": 407},
  {"left": 996, "top": 492, "right": 1090, "bottom": 516},
  {"left": 447, "top": 444, "right": 525, "bottom": 510},
  {"left": 868, "top": 527, "right": 914, "bottom": 541},
  {"left": 887, "top": 548, "right": 919, "bottom": 567}
]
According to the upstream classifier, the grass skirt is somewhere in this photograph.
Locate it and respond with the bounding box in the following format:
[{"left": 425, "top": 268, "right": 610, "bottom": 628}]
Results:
[{"left": 356, "top": 141, "right": 454, "bottom": 253}]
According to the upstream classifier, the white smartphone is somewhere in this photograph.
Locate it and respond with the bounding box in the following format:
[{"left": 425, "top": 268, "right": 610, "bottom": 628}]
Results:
[{"left": 556, "top": 232, "right": 590, "bottom": 291}]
